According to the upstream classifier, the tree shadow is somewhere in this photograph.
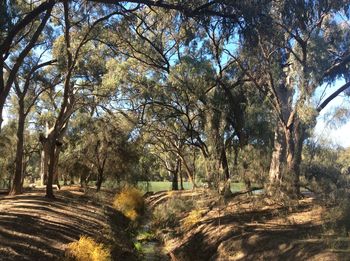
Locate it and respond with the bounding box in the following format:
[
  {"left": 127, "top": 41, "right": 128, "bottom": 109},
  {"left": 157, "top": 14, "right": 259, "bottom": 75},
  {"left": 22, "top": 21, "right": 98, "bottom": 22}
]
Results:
[
  {"left": 171, "top": 201, "right": 332, "bottom": 261},
  {"left": 0, "top": 190, "right": 123, "bottom": 260}
]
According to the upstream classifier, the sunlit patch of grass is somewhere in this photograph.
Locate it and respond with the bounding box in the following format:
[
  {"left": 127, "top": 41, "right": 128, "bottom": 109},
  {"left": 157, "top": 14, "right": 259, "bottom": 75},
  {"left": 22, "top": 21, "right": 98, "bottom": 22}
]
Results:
[
  {"left": 65, "top": 236, "right": 111, "bottom": 261},
  {"left": 113, "top": 186, "right": 145, "bottom": 221}
]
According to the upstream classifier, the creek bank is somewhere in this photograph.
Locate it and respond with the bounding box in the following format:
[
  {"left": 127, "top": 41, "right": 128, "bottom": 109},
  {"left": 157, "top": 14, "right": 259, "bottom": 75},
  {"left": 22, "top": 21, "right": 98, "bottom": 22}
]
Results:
[{"left": 144, "top": 190, "right": 350, "bottom": 261}]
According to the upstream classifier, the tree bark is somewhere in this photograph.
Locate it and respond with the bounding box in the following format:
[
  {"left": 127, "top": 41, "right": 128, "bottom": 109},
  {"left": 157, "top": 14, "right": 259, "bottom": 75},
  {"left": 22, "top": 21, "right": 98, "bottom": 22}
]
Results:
[
  {"left": 221, "top": 146, "right": 230, "bottom": 180},
  {"left": 180, "top": 168, "right": 184, "bottom": 190},
  {"left": 96, "top": 170, "right": 104, "bottom": 192},
  {"left": 9, "top": 99, "right": 25, "bottom": 195},
  {"left": 46, "top": 138, "right": 56, "bottom": 198},
  {"left": 171, "top": 158, "right": 180, "bottom": 190},
  {"left": 268, "top": 123, "right": 286, "bottom": 194},
  {"left": 40, "top": 145, "right": 49, "bottom": 186}
]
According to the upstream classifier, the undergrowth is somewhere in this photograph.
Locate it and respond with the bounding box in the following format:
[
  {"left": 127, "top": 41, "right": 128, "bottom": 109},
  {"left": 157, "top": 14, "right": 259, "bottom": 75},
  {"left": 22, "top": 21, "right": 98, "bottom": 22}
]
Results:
[
  {"left": 152, "top": 195, "right": 194, "bottom": 229},
  {"left": 65, "top": 236, "right": 111, "bottom": 261},
  {"left": 113, "top": 186, "right": 145, "bottom": 221}
]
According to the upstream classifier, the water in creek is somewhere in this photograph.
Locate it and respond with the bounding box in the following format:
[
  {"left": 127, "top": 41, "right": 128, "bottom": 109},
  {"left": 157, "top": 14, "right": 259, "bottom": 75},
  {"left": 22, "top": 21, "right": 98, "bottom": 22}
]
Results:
[{"left": 134, "top": 224, "right": 169, "bottom": 261}]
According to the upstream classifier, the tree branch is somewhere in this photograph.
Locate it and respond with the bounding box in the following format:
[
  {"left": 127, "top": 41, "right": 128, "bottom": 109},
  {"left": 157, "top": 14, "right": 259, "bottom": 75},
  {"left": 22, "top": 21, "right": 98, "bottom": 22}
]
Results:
[{"left": 317, "top": 81, "right": 350, "bottom": 112}]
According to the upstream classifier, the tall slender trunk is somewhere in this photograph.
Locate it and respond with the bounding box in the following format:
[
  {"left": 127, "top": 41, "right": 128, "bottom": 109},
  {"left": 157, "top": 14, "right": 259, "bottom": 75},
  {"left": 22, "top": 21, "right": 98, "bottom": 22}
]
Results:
[
  {"left": 180, "top": 169, "right": 184, "bottom": 190},
  {"left": 46, "top": 138, "right": 56, "bottom": 198},
  {"left": 221, "top": 146, "right": 230, "bottom": 181},
  {"left": 9, "top": 100, "right": 25, "bottom": 195}
]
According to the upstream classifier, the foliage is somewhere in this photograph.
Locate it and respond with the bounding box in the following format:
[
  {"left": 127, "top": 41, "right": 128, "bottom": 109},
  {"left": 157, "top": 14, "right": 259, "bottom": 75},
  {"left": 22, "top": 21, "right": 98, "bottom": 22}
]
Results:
[
  {"left": 65, "top": 236, "right": 111, "bottom": 261},
  {"left": 182, "top": 209, "right": 205, "bottom": 231},
  {"left": 302, "top": 142, "right": 347, "bottom": 201},
  {"left": 152, "top": 195, "right": 194, "bottom": 229},
  {"left": 113, "top": 187, "right": 145, "bottom": 221}
]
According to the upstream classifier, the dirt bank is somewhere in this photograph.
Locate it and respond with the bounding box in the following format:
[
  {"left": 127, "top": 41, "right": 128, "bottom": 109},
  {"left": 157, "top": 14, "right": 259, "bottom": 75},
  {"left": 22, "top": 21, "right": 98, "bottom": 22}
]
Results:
[
  {"left": 0, "top": 187, "right": 136, "bottom": 261},
  {"left": 147, "top": 190, "right": 350, "bottom": 261}
]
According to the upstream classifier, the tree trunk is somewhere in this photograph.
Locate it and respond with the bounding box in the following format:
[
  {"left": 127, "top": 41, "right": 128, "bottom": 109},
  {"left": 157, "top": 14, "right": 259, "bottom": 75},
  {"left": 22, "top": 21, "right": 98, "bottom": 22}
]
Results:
[
  {"left": 53, "top": 144, "right": 62, "bottom": 190},
  {"left": 181, "top": 155, "right": 197, "bottom": 188},
  {"left": 268, "top": 124, "right": 285, "bottom": 194},
  {"left": 171, "top": 158, "right": 180, "bottom": 190},
  {"left": 46, "top": 138, "right": 56, "bottom": 198},
  {"left": 70, "top": 171, "right": 75, "bottom": 185},
  {"left": 96, "top": 170, "right": 103, "bottom": 192},
  {"left": 171, "top": 171, "right": 179, "bottom": 190},
  {"left": 40, "top": 148, "right": 48, "bottom": 186},
  {"left": 63, "top": 176, "right": 68, "bottom": 186},
  {"left": 285, "top": 125, "right": 298, "bottom": 197},
  {"left": 287, "top": 121, "right": 304, "bottom": 198},
  {"left": 268, "top": 120, "right": 304, "bottom": 198},
  {"left": 221, "top": 146, "right": 230, "bottom": 181},
  {"left": 0, "top": 99, "right": 4, "bottom": 132},
  {"left": 180, "top": 169, "right": 184, "bottom": 190},
  {"left": 9, "top": 101, "right": 25, "bottom": 195}
]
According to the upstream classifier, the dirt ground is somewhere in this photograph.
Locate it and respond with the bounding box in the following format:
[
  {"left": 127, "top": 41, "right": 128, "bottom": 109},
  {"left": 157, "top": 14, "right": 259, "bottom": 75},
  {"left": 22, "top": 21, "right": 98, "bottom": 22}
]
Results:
[
  {"left": 147, "top": 190, "right": 350, "bottom": 261},
  {"left": 1, "top": 187, "right": 350, "bottom": 261},
  {"left": 0, "top": 187, "right": 135, "bottom": 261}
]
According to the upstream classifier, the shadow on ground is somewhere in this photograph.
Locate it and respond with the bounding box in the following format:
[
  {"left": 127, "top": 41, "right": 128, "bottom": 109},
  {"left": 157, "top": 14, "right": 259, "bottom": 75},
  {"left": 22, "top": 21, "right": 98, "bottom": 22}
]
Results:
[
  {"left": 163, "top": 195, "right": 350, "bottom": 261},
  {"left": 0, "top": 188, "right": 135, "bottom": 261}
]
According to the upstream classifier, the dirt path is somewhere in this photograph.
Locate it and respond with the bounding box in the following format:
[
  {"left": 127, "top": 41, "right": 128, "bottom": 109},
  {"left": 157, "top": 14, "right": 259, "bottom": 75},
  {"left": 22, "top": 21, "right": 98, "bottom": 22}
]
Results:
[{"left": 0, "top": 187, "right": 135, "bottom": 261}]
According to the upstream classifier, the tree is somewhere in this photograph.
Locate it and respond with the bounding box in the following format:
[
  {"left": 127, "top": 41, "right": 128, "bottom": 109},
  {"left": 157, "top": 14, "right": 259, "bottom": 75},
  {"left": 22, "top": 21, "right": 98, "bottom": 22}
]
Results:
[
  {"left": 224, "top": 1, "right": 350, "bottom": 197},
  {"left": 0, "top": 0, "right": 54, "bottom": 130},
  {"left": 9, "top": 55, "right": 55, "bottom": 195}
]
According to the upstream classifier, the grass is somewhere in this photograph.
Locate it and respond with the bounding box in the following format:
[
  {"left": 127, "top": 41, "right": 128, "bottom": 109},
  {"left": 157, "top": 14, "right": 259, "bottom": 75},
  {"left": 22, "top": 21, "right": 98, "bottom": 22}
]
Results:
[
  {"left": 138, "top": 181, "right": 247, "bottom": 193},
  {"left": 18, "top": 179, "right": 248, "bottom": 195},
  {"left": 65, "top": 236, "right": 111, "bottom": 261}
]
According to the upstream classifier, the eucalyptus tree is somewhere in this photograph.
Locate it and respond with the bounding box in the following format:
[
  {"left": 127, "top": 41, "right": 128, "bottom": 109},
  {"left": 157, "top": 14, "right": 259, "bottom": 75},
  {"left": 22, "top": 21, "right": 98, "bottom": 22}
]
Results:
[
  {"left": 0, "top": 121, "right": 17, "bottom": 188},
  {"left": 43, "top": 1, "right": 134, "bottom": 198},
  {"left": 0, "top": 0, "right": 55, "bottom": 130},
  {"left": 9, "top": 53, "right": 56, "bottom": 195},
  {"left": 221, "top": 1, "right": 350, "bottom": 197}
]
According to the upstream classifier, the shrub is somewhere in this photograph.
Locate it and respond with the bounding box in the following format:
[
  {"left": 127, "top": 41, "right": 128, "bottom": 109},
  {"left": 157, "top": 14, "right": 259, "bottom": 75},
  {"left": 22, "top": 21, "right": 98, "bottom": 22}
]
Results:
[
  {"left": 65, "top": 236, "right": 111, "bottom": 261},
  {"left": 113, "top": 186, "right": 145, "bottom": 221},
  {"left": 152, "top": 196, "right": 193, "bottom": 229},
  {"left": 182, "top": 209, "right": 205, "bottom": 230}
]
